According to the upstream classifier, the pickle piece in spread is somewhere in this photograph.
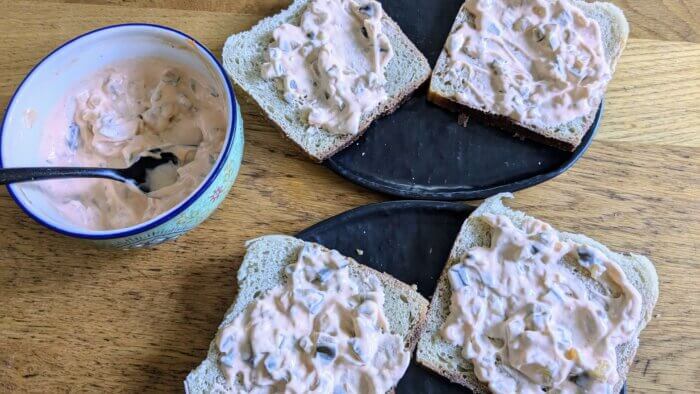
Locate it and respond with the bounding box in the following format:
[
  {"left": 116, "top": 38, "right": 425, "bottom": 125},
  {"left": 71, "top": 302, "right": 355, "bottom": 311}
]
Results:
[
  {"left": 215, "top": 243, "right": 410, "bottom": 393},
  {"left": 441, "top": 214, "right": 642, "bottom": 393},
  {"left": 261, "top": 0, "right": 394, "bottom": 136}
]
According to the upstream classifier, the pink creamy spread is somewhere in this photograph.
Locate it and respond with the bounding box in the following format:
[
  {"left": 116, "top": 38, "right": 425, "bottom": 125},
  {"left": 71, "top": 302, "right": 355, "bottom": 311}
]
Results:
[
  {"left": 261, "top": 0, "right": 394, "bottom": 135},
  {"left": 38, "top": 58, "right": 227, "bottom": 230},
  {"left": 442, "top": 215, "right": 642, "bottom": 393},
  {"left": 440, "top": 0, "right": 610, "bottom": 127},
  {"left": 216, "top": 243, "right": 410, "bottom": 393}
]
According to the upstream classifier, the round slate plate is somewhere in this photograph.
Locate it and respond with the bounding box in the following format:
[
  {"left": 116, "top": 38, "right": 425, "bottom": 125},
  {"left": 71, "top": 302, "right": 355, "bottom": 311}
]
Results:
[
  {"left": 325, "top": 0, "right": 602, "bottom": 201},
  {"left": 296, "top": 201, "right": 626, "bottom": 393}
]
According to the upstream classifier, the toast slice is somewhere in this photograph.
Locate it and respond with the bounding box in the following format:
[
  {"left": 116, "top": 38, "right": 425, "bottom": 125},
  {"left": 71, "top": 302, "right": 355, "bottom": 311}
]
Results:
[
  {"left": 429, "top": 0, "right": 630, "bottom": 151},
  {"left": 185, "top": 235, "right": 430, "bottom": 393},
  {"left": 416, "top": 194, "right": 659, "bottom": 393},
  {"left": 223, "top": 0, "right": 431, "bottom": 162}
]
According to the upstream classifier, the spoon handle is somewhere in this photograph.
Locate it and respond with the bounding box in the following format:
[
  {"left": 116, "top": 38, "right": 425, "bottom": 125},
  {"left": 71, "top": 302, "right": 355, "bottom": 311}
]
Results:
[{"left": 0, "top": 167, "right": 127, "bottom": 185}]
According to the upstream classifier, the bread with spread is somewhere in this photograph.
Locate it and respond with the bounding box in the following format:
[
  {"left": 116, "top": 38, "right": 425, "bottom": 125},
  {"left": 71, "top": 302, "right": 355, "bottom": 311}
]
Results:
[
  {"left": 185, "top": 235, "right": 429, "bottom": 393},
  {"left": 223, "top": 0, "right": 431, "bottom": 161},
  {"left": 416, "top": 194, "right": 659, "bottom": 393},
  {"left": 429, "top": 0, "right": 629, "bottom": 151}
]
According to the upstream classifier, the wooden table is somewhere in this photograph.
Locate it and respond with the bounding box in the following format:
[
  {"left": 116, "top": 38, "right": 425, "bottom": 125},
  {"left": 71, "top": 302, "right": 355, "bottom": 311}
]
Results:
[{"left": 0, "top": 1, "right": 698, "bottom": 392}]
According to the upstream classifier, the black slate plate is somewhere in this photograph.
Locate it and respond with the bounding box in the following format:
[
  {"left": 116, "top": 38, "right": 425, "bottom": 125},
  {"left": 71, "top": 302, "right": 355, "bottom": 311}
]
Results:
[
  {"left": 325, "top": 0, "right": 601, "bottom": 201},
  {"left": 296, "top": 201, "right": 626, "bottom": 393}
]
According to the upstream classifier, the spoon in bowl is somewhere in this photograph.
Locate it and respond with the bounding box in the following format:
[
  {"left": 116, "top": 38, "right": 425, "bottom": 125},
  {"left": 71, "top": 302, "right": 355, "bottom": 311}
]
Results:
[{"left": 0, "top": 149, "right": 179, "bottom": 193}]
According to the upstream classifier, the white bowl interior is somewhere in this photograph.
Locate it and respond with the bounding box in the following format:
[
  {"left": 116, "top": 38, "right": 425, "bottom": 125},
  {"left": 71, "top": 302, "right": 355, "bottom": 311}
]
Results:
[{"left": 1, "top": 25, "right": 233, "bottom": 237}]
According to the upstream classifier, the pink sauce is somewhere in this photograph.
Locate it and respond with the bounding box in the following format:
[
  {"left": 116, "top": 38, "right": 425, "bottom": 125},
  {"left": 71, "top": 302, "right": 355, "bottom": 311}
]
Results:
[
  {"left": 261, "top": 0, "right": 394, "bottom": 136},
  {"left": 216, "top": 243, "right": 411, "bottom": 393},
  {"left": 37, "top": 58, "right": 227, "bottom": 230},
  {"left": 439, "top": 0, "right": 611, "bottom": 127},
  {"left": 442, "top": 214, "right": 642, "bottom": 393}
]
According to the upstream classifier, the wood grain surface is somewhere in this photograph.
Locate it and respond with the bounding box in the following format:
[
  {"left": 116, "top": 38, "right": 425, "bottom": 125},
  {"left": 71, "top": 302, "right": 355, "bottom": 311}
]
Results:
[{"left": 1, "top": 1, "right": 698, "bottom": 393}]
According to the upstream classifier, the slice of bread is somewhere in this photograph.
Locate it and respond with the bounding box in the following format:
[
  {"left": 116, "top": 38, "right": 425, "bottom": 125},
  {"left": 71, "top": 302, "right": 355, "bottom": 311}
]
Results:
[
  {"left": 185, "top": 235, "right": 430, "bottom": 393},
  {"left": 416, "top": 193, "right": 659, "bottom": 393},
  {"left": 223, "top": 0, "right": 431, "bottom": 162},
  {"left": 429, "top": 0, "right": 630, "bottom": 151}
]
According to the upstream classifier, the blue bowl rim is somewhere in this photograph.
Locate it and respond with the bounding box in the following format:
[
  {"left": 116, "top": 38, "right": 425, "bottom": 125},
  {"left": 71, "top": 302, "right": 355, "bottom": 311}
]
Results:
[{"left": 0, "top": 23, "right": 238, "bottom": 240}]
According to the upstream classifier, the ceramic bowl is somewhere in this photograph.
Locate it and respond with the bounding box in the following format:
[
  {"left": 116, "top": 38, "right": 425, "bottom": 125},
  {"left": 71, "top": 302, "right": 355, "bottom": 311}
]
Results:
[{"left": 0, "top": 24, "right": 244, "bottom": 248}]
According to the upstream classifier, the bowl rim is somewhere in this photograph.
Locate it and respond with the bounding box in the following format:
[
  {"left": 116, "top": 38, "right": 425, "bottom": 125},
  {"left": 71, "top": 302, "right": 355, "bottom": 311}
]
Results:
[{"left": 0, "top": 23, "right": 238, "bottom": 240}]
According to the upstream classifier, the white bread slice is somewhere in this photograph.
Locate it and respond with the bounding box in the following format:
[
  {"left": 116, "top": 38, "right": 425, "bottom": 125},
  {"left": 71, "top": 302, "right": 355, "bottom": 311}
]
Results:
[
  {"left": 185, "top": 235, "right": 430, "bottom": 393},
  {"left": 428, "top": 0, "right": 630, "bottom": 151},
  {"left": 416, "top": 193, "right": 659, "bottom": 393},
  {"left": 223, "top": 0, "right": 432, "bottom": 162}
]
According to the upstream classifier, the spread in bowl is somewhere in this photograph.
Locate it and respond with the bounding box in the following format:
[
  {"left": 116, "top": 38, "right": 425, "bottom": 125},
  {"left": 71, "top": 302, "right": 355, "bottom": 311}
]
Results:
[
  {"left": 38, "top": 57, "right": 227, "bottom": 230},
  {"left": 1, "top": 24, "right": 242, "bottom": 247}
]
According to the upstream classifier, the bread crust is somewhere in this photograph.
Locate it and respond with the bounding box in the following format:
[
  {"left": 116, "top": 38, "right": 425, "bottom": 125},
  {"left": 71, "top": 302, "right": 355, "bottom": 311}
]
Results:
[{"left": 427, "top": 89, "right": 600, "bottom": 152}]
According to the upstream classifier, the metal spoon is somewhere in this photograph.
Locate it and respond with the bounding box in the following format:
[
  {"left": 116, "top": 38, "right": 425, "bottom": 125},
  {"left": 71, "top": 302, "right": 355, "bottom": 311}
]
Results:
[{"left": 0, "top": 149, "right": 179, "bottom": 193}]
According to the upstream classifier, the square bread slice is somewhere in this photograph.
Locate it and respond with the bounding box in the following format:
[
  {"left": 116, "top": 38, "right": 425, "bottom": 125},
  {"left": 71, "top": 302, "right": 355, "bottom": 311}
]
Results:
[
  {"left": 429, "top": 0, "right": 630, "bottom": 151},
  {"left": 416, "top": 193, "right": 659, "bottom": 393},
  {"left": 185, "top": 235, "right": 430, "bottom": 393},
  {"left": 223, "top": 0, "right": 432, "bottom": 162}
]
